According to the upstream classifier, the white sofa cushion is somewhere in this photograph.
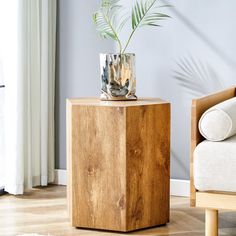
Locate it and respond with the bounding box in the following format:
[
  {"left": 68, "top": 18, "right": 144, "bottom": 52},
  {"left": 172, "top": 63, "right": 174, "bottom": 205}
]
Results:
[
  {"left": 194, "top": 135, "right": 236, "bottom": 192},
  {"left": 199, "top": 97, "right": 236, "bottom": 141}
]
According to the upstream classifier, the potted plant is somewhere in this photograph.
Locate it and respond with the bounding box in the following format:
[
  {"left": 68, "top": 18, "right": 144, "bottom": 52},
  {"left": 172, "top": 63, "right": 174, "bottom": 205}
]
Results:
[{"left": 93, "top": 0, "right": 171, "bottom": 101}]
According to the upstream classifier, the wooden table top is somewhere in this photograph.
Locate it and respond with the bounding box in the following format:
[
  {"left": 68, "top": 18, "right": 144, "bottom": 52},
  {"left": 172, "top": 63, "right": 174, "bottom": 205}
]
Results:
[{"left": 67, "top": 97, "right": 169, "bottom": 107}]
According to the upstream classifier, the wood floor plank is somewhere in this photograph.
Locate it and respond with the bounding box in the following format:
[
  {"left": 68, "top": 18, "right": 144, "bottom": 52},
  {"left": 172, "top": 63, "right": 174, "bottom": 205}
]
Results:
[{"left": 0, "top": 185, "right": 235, "bottom": 236}]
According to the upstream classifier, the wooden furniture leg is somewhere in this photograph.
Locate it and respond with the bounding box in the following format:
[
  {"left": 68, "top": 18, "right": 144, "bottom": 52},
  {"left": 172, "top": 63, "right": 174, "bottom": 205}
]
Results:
[{"left": 205, "top": 209, "right": 218, "bottom": 236}]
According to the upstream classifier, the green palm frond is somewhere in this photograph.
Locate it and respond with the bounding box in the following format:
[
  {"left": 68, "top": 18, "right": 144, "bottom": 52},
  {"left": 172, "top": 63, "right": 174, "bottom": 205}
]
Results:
[
  {"left": 132, "top": 0, "right": 170, "bottom": 29},
  {"left": 93, "top": 0, "right": 129, "bottom": 53},
  {"left": 122, "top": 0, "right": 170, "bottom": 52},
  {"left": 93, "top": 0, "right": 171, "bottom": 54}
]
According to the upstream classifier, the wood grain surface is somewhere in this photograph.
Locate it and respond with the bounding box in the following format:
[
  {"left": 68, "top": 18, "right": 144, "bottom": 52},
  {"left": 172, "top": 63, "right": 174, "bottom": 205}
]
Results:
[
  {"left": 70, "top": 105, "right": 126, "bottom": 231},
  {"left": 67, "top": 97, "right": 168, "bottom": 107},
  {"left": 67, "top": 98, "right": 170, "bottom": 231},
  {"left": 126, "top": 104, "right": 170, "bottom": 231}
]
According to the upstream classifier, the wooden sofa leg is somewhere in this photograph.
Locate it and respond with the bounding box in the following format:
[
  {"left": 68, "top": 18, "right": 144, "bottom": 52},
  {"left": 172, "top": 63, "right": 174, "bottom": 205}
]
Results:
[{"left": 205, "top": 209, "right": 218, "bottom": 236}]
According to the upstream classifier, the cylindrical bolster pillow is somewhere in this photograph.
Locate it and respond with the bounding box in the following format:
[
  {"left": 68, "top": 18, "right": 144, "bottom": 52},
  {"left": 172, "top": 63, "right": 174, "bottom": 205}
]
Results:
[{"left": 199, "top": 97, "right": 236, "bottom": 141}]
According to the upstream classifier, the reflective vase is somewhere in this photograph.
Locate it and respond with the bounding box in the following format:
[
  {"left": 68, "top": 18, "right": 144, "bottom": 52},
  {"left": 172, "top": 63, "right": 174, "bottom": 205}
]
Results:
[{"left": 100, "top": 53, "right": 137, "bottom": 101}]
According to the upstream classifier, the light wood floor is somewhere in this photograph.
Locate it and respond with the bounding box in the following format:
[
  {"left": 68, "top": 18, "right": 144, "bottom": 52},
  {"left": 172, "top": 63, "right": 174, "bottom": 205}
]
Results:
[{"left": 0, "top": 186, "right": 236, "bottom": 236}]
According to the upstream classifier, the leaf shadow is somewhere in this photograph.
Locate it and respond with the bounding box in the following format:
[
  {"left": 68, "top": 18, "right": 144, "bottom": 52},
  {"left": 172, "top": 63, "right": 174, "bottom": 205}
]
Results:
[{"left": 173, "top": 56, "right": 224, "bottom": 97}]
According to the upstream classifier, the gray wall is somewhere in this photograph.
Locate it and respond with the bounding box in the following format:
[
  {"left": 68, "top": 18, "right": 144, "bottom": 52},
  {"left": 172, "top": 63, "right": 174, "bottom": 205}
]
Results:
[{"left": 56, "top": 0, "right": 236, "bottom": 179}]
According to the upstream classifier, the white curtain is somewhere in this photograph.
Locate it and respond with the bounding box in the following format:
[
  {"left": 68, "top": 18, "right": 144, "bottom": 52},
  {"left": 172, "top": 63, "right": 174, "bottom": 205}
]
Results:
[{"left": 4, "top": 0, "right": 57, "bottom": 194}]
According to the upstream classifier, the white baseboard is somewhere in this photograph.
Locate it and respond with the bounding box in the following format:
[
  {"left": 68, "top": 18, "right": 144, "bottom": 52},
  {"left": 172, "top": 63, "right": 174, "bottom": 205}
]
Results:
[
  {"left": 54, "top": 169, "right": 190, "bottom": 197},
  {"left": 54, "top": 169, "right": 67, "bottom": 185},
  {"left": 170, "top": 179, "right": 190, "bottom": 197}
]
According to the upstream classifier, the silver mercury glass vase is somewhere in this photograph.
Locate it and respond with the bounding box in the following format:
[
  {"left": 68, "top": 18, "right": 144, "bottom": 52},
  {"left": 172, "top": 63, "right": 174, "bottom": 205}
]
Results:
[{"left": 100, "top": 53, "right": 137, "bottom": 101}]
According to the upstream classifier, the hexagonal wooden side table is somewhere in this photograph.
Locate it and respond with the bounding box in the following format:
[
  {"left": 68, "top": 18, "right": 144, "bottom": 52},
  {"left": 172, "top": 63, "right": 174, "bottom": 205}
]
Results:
[{"left": 67, "top": 98, "right": 170, "bottom": 232}]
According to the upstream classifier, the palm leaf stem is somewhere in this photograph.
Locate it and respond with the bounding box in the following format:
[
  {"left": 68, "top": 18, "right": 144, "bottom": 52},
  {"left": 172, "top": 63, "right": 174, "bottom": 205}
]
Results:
[
  {"left": 122, "top": 0, "right": 157, "bottom": 53},
  {"left": 102, "top": 12, "right": 123, "bottom": 53}
]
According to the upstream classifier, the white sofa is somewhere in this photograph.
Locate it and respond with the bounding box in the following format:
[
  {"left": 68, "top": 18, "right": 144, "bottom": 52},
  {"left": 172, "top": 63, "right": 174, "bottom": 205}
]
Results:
[{"left": 191, "top": 87, "right": 236, "bottom": 236}]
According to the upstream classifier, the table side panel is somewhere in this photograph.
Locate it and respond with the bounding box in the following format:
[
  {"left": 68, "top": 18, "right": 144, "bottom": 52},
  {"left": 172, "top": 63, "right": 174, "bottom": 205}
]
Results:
[
  {"left": 126, "top": 104, "right": 170, "bottom": 230},
  {"left": 70, "top": 105, "right": 126, "bottom": 231}
]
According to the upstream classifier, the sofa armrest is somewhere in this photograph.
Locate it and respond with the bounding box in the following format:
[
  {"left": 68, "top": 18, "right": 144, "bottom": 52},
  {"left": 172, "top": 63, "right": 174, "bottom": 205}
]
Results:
[{"left": 190, "top": 87, "right": 236, "bottom": 207}]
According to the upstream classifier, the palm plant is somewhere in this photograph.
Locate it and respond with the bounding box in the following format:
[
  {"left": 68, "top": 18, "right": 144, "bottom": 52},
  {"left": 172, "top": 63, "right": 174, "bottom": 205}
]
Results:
[{"left": 93, "top": 0, "right": 171, "bottom": 54}]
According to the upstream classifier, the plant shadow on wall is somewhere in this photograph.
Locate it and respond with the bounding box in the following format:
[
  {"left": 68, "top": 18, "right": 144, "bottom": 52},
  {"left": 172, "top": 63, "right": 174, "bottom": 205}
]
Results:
[
  {"left": 172, "top": 56, "right": 225, "bottom": 178},
  {"left": 174, "top": 56, "right": 224, "bottom": 97}
]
